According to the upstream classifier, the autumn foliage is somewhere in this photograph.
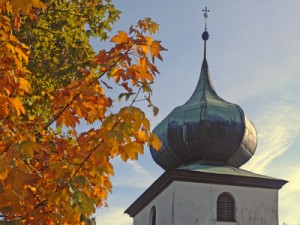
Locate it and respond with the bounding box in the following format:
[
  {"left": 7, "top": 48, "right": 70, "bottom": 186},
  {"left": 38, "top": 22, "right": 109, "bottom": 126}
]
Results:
[{"left": 0, "top": 0, "right": 165, "bottom": 224}]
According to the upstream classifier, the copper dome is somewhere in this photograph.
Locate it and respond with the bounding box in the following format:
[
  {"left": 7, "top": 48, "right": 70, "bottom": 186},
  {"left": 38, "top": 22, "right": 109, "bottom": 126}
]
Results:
[{"left": 150, "top": 32, "right": 257, "bottom": 170}]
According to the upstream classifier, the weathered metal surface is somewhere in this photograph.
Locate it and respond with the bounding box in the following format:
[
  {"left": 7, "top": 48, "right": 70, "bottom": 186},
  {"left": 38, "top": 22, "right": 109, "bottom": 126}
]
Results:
[
  {"left": 150, "top": 56, "right": 257, "bottom": 170},
  {"left": 178, "top": 164, "right": 278, "bottom": 179}
]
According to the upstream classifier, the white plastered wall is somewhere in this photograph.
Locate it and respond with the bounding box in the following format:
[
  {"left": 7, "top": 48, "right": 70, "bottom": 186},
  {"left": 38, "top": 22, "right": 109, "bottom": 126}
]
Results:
[{"left": 133, "top": 181, "right": 279, "bottom": 225}]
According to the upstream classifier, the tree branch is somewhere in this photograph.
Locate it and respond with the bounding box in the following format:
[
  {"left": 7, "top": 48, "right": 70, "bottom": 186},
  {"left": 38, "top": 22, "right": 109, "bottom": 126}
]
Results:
[
  {"left": 71, "top": 86, "right": 142, "bottom": 179},
  {"left": 33, "top": 26, "right": 60, "bottom": 37},
  {"left": 34, "top": 200, "right": 48, "bottom": 209},
  {"left": 44, "top": 43, "right": 135, "bottom": 130}
]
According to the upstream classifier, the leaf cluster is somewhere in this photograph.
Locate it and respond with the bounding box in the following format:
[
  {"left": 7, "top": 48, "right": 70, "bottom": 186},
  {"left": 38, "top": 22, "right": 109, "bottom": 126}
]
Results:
[
  {"left": 18, "top": 0, "right": 121, "bottom": 118},
  {"left": 0, "top": 0, "right": 165, "bottom": 224}
]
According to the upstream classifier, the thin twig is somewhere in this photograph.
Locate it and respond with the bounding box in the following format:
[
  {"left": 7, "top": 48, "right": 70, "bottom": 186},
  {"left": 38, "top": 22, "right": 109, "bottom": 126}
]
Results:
[
  {"left": 26, "top": 184, "right": 41, "bottom": 204},
  {"left": 53, "top": 9, "right": 87, "bottom": 17},
  {"left": 0, "top": 142, "right": 12, "bottom": 155},
  {"left": 34, "top": 26, "right": 60, "bottom": 37},
  {"left": 34, "top": 200, "right": 48, "bottom": 209}
]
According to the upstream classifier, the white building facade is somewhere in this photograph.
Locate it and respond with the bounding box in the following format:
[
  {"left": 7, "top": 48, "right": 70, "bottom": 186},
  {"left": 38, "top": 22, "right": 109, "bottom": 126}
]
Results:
[{"left": 126, "top": 166, "right": 286, "bottom": 225}]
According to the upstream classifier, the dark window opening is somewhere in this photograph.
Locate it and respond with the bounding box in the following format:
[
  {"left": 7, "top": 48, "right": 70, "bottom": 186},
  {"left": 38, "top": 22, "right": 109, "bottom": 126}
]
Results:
[
  {"left": 149, "top": 206, "right": 156, "bottom": 225},
  {"left": 217, "top": 193, "right": 235, "bottom": 222}
]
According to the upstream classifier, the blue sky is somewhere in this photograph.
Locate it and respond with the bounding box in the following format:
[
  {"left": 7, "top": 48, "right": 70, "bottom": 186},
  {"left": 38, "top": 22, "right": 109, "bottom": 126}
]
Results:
[{"left": 92, "top": 1, "right": 300, "bottom": 224}]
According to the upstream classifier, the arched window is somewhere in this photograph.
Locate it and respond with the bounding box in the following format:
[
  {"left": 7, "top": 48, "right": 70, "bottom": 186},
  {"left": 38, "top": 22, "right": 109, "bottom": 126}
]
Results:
[
  {"left": 217, "top": 192, "right": 235, "bottom": 222},
  {"left": 149, "top": 206, "right": 156, "bottom": 225}
]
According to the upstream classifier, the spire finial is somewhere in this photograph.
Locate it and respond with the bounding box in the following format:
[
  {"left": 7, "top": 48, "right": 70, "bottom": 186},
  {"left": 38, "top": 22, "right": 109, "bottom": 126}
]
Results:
[
  {"left": 202, "top": 7, "right": 210, "bottom": 31},
  {"left": 202, "top": 7, "right": 210, "bottom": 58}
]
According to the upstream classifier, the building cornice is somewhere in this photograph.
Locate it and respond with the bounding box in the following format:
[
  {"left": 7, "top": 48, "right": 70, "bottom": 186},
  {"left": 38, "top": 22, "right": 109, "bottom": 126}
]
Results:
[{"left": 125, "top": 168, "right": 287, "bottom": 217}]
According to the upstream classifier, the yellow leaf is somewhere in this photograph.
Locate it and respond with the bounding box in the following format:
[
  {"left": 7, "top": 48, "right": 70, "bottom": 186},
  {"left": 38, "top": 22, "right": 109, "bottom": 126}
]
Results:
[
  {"left": 123, "top": 142, "right": 143, "bottom": 160},
  {"left": 136, "top": 130, "right": 148, "bottom": 142},
  {"left": 10, "top": 97, "right": 25, "bottom": 116},
  {"left": 27, "top": 185, "right": 36, "bottom": 192},
  {"left": 0, "top": 15, "right": 12, "bottom": 32},
  {"left": 150, "top": 134, "right": 161, "bottom": 150},
  {"left": 15, "top": 44, "right": 29, "bottom": 64},
  {"left": 137, "top": 58, "right": 154, "bottom": 82},
  {"left": 0, "top": 94, "right": 10, "bottom": 117},
  {"left": 30, "top": 0, "right": 46, "bottom": 10},
  {"left": 19, "top": 77, "right": 32, "bottom": 94},
  {"left": 4, "top": 88, "right": 11, "bottom": 96},
  {"left": 138, "top": 58, "right": 147, "bottom": 74},
  {"left": 5, "top": 1, "right": 13, "bottom": 14},
  {"left": 92, "top": 186, "right": 102, "bottom": 198},
  {"left": 141, "top": 45, "right": 149, "bottom": 54},
  {"left": 0, "top": 169, "right": 9, "bottom": 180},
  {"left": 149, "top": 21, "right": 159, "bottom": 34},
  {"left": 0, "top": 154, "right": 9, "bottom": 180},
  {"left": 9, "top": 33, "right": 19, "bottom": 43},
  {"left": 11, "top": 0, "right": 45, "bottom": 15},
  {"left": 19, "top": 141, "right": 36, "bottom": 157},
  {"left": 6, "top": 43, "right": 15, "bottom": 53},
  {"left": 142, "top": 118, "right": 150, "bottom": 130},
  {"left": 11, "top": 0, "right": 31, "bottom": 15},
  {"left": 111, "top": 31, "right": 129, "bottom": 44},
  {"left": 111, "top": 68, "right": 125, "bottom": 83},
  {"left": 145, "top": 36, "right": 153, "bottom": 45}
]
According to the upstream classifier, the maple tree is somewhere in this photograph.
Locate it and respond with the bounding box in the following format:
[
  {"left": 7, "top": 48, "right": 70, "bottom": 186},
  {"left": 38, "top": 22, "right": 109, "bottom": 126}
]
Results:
[{"left": 0, "top": 0, "right": 165, "bottom": 224}]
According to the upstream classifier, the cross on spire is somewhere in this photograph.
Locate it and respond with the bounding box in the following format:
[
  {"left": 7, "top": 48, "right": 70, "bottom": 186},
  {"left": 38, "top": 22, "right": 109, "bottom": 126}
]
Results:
[
  {"left": 202, "top": 7, "right": 210, "bottom": 18},
  {"left": 202, "top": 7, "right": 210, "bottom": 31}
]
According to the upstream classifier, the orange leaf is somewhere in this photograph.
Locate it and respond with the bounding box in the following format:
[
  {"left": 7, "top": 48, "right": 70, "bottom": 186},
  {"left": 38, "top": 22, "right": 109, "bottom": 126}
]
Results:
[
  {"left": 14, "top": 15, "right": 21, "bottom": 31},
  {"left": 150, "top": 134, "right": 161, "bottom": 150},
  {"left": 0, "top": 155, "right": 9, "bottom": 180},
  {"left": 10, "top": 97, "right": 25, "bottom": 116},
  {"left": 110, "top": 31, "right": 129, "bottom": 44},
  {"left": 56, "top": 109, "right": 80, "bottom": 128},
  {"left": 121, "top": 82, "right": 132, "bottom": 92},
  {"left": 93, "top": 51, "right": 109, "bottom": 64},
  {"left": 30, "top": 0, "right": 46, "bottom": 9},
  {"left": 150, "top": 41, "right": 166, "bottom": 62},
  {"left": 19, "top": 77, "right": 32, "bottom": 94},
  {"left": 0, "top": 94, "right": 10, "bottom": 117},
  {"left": 112, "top": 68, "right": 125, "bottom": 83},
  {"left": 11, "top": 0, "right": 45, "bottom": 15},
  {"left": 11, "top": 0, "right": 31, "bottom": 15},
  {"left": 92, "top": 186, "right": 103, "bottom": 198},
  {"left": 15, "top": 44, "right": 29, "bottom": 64},
  {"left": 0, "top": 15, "right": 12, "bottom": 32},
  {"left": 147, "top": 61, "right": 159, "bottom": 75}
]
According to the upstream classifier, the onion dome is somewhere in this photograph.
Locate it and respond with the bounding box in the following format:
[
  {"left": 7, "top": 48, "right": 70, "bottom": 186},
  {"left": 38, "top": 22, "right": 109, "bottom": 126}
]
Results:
[{"left": 150, "top": 8, "right": 257, "bottom": 170}]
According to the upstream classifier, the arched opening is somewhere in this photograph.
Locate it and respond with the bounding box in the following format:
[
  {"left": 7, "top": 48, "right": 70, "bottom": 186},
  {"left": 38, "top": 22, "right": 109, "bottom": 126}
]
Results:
[
  {"left": 149, "top": 206, "right": 156, "bottom": 225},
  {"left": 217, "top": 192, "right": 235, "bottom": 222}
]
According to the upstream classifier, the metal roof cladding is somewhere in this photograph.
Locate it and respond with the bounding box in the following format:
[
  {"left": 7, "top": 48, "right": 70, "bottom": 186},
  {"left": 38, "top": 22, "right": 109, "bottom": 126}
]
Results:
[{"left": 150, "top": 8, "right": 257, "bottom": 170}]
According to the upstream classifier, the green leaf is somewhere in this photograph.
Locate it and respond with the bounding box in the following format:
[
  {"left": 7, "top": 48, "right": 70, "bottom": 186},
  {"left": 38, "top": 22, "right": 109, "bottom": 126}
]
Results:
[
  {"left": 80, "top": 214, "right": 96, "bottom": 225},
  {"left": 153, "top": 105, "right": 159, "bottom": 116},
  {"left": 0, "top": 220, "right": 24, "bottom": 225},
  {"left": 71, "top": 176, "right": 87, "bottom": 187},
  {"left": 118, "top": 92, "right": 134, "bottom": 101},
  {"left": 15, "top": 141, "right": 36, "bottom": 158},
  {"left": 74, "top": 191, "right": 96, "bottom": 214}
]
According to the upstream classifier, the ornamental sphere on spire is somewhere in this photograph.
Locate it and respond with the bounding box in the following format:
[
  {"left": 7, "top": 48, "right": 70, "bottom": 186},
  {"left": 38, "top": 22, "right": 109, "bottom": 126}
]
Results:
[{"left": 149, "top": 7, "right": 257, "bottom": 171}]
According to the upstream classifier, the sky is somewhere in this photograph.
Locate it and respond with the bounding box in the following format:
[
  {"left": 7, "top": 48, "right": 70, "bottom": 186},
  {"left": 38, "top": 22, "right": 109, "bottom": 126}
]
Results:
[{"left": 91, "top": 1, "right": 300, "bottom": 224}]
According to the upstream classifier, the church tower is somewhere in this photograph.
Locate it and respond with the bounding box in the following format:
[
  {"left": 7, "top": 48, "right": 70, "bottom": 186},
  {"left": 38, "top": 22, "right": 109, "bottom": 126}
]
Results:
[{"left": 125, "top": 8, "right": 287, "bottom": 225}]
